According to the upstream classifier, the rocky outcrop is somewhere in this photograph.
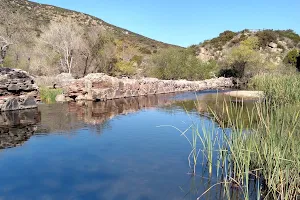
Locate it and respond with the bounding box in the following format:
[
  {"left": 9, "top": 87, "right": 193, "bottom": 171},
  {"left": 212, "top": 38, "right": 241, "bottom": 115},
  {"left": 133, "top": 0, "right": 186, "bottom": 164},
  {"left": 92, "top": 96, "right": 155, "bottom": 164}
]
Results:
[
  {"left": 61, "top": 73, "right": 233, "bottom": 101},
  {"left": 0, "top": 68, "right": 38, "bottom": 111},
  {"left": 0, "top": 108, "right": 40, "bottom": 149}
]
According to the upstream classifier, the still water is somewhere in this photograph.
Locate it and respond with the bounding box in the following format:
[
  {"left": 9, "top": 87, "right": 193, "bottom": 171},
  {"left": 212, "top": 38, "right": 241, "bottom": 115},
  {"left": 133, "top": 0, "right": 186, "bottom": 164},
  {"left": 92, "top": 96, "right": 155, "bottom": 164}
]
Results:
[{"left": 0, "top": 90, "right": 255, "bottom": 200}]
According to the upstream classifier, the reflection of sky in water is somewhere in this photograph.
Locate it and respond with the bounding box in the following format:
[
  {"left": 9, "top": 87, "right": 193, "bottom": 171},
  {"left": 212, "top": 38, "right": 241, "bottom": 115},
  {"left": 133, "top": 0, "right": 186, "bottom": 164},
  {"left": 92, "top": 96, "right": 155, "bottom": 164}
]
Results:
[
  {"left": 0, "top": 91, "right": 255, "bottom": 200},
  {"left": 172, "top": 89, "right": 231, "bottom": 101}
]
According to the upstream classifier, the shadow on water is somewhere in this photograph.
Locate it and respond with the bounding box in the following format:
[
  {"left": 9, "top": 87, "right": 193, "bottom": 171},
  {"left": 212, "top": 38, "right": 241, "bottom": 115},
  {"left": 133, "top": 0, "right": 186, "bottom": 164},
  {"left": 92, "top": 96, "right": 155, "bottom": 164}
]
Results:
[{"left": 0, "top": 90, "right": 259, "bottom": 200}]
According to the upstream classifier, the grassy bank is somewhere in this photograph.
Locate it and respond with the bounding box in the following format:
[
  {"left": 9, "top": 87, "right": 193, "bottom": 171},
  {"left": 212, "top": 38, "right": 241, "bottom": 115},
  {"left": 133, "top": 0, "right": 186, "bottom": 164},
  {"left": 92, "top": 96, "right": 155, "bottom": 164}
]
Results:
[
  {"left": 183, "top": 75, "right": 300, "bottom": 199},
  {"left": 249, "top": 74, "right": 300, "bottom": 105},
  {"left": 39, "top": 87, "right": 63, "bottom": 104}
]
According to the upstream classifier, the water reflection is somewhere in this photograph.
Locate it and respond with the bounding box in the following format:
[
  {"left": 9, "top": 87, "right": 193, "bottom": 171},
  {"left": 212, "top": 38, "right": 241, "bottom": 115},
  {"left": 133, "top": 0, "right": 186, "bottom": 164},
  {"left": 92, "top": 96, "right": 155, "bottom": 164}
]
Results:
[
  {"left": 0, "top": 91, "right": 258, "bottom": 200},
  {"left": 69, "top": 94, "right": 177, "bottom": 125},
  {"left": 0, "top": 109, "right": 40, "bottom": 149},
  {"left": 168, "top": 91, "right": 257, "bottom": 127}
]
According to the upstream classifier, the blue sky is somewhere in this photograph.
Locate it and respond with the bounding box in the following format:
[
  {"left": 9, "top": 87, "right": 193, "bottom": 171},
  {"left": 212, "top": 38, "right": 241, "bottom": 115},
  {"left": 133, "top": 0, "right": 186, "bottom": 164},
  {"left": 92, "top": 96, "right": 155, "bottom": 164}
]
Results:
[{"left": 32, "top": 0, "right": 299, "bottom": 47}]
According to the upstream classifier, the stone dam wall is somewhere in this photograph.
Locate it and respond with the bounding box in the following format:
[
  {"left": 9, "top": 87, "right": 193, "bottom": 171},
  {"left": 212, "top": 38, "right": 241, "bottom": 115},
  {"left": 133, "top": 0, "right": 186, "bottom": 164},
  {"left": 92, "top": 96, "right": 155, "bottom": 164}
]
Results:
[{"left": 59, "top": 73, "right": 234, "bottom": 102}]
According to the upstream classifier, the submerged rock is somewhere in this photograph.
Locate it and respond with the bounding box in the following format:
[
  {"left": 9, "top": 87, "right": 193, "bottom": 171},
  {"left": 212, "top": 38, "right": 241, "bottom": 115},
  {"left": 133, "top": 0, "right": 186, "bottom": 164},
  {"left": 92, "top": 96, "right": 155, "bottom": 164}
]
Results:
[{"left": 224, "top": 90, "right": 264, "bottom": 100}]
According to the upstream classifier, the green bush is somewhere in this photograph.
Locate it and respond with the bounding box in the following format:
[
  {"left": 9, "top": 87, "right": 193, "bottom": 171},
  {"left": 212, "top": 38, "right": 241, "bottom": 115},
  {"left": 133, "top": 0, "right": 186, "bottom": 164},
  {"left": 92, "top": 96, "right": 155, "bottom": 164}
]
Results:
[
  {"left": 283, "top": 49, "right": 299, "bottom": 67},
  {"left": 115, "top": 61, "right": 136, "bottom": 76},
  {"left": 256, "top": 29, "right": 278, "bottom": 47},
  {"left": 229, "top": 33, "right": 247, "bottom": 47},
  {"left": 130, "top": 55, "right": 143, "bottom": 66},
  {"left": 276, "top": 29, "right": 300, "bottom": 44},
  {"left": 139, "top": 47, "right": 152, "bottom": 54},
  {"left": 221, "top": 39, "right": 263, "bottom": 78},
  {"left": 150, "top": 48, "right": 219, "bottom": 80},
  {"left": 204, "top": 30, "right": 237, "bottom": 49}
]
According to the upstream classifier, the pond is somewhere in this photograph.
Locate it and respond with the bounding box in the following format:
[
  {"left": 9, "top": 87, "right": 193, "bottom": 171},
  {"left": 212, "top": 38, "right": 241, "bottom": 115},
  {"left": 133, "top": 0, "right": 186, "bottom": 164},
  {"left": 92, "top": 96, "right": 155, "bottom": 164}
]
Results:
[{"left": 0, "top": 90, "right": 257, "bottom": 200}]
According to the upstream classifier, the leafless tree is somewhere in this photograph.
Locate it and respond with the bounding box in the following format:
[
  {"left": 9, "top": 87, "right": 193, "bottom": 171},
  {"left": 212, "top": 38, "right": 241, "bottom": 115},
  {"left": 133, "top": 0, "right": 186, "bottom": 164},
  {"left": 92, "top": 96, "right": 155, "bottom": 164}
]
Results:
[
  {"left": 0, "top": 36, "right": 11, "bottom": 65},
  {"left": 0, "top": 6, "right": 30, "bottom": 66},
  {"left": 40, "top": 19, "right": 84, "bottom": 74}
]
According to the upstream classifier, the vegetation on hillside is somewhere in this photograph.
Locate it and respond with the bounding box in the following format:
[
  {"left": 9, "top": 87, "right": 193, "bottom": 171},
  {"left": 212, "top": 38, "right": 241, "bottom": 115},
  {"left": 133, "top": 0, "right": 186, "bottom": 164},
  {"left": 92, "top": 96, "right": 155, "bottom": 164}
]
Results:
[
  {"left": 0, "top": 0, "right": 182, "bottom": 78},
  {"left": 0, "top": 0, "right": 299, "bottom": 83},
  {"left": 149, "top": 48, "right": 219, "bottom": 80}
]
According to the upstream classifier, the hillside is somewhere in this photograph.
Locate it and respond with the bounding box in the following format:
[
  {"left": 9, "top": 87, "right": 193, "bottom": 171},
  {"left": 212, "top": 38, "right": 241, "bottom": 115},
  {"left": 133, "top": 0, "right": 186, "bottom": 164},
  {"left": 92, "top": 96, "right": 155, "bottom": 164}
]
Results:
[
  {"left": 3, "top": 0, "right": 180, "bottom": 51},
  {"left": 195, "top": 29, "right": 300, "bottom": 64},
  {"left": 0, "top": 0, "right": 299, "bottom": 81},
  {"left": 0, "top": 0, "right": 182, "bottom": 78}
]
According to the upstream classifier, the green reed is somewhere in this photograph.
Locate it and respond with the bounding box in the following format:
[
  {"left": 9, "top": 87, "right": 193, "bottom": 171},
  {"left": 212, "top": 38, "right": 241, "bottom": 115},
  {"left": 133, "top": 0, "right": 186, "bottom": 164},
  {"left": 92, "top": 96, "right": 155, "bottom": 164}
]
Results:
[
  {"left": 198, "top": 89, "right": 300, "bottom": 199},
  {"left": 39, "top": 87, "right": 63, "bottom": 104}
]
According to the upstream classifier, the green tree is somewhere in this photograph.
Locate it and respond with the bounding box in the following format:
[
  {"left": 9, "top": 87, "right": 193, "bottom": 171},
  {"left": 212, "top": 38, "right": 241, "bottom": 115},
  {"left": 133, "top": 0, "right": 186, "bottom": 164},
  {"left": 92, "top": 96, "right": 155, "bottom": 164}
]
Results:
[
  {"left": 150, "top": 48, "right": 219, "bottom": 80},
  {"left": 221, "top": 37, "right": 263, "bottom": 78},
  {"left": 283, "top": 49, "right": 299, "bottom": 67}
]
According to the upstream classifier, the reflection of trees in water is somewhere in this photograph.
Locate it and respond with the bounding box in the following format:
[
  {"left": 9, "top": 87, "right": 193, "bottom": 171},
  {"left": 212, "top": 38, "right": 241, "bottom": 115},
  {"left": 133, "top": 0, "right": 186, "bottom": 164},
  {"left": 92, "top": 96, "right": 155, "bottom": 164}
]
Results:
[
  {"left": 161, "top": 93, "right": 257, "bottom": 127},
  {"left": 0, "top": 93, "right": 257, "bottom": 149},
  {"left": 70, "top": 94, "right": 175, "bottom": 125},
  {"left": 37, "top": 103, "right": 83, "bottom": 134},
  {"left": 0, "top": 109, "right": 40, "bottom": 149},
  {"left": 38, "top": 93, "right": 178, "bottom": 134}
]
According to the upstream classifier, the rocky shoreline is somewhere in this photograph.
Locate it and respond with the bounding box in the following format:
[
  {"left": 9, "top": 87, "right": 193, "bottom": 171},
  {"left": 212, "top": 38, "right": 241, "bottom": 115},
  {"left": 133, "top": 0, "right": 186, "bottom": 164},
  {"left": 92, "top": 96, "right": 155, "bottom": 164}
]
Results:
[
  {"left": 0, "top": 68, "right": 38, "bottom": 112},
  {"left": 56, "top": 73, "right": 234, "bottom": 102}
]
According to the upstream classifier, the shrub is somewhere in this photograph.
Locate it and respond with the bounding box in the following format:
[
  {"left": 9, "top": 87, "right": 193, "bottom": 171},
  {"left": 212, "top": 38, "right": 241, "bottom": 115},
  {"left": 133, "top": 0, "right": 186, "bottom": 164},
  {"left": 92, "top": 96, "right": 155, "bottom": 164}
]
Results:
[
  {"left": 130, "top": 55, "right": 143, "bottom": 66},
  {"left": 276, "top": 29, "right": 300, "bottom": 44},
  {"left": 115, "top": 61, "right": 136, "bottom": 76},
  {"left": 186, "top": 45, "right": 199, "bottom": 56},
  {"left": 150, "top": 48, "right": 219, "bottom": 80},
  {"left": 139, "top": 47, "right": 152, "bottom": 54},
  {"left": 221, "top": 41, "right": 263, "bottom": 78},
  {"left": 205, "top": 30, "right": 237, "bottom": 49},
  {"left": 256, "top": 29, "right": 278, "bottom": 47},
  {"left": 276, "top": 43, "right": 285, "bottom": 50},
  {"left": 283, "top": 49, "right": 299, "bottom": 67},
  {"left": 240, "top": 36, "right": 259, "bottom": 50},
  {"left": 229, "top": 34, "right": 247, "bottom": 47}
]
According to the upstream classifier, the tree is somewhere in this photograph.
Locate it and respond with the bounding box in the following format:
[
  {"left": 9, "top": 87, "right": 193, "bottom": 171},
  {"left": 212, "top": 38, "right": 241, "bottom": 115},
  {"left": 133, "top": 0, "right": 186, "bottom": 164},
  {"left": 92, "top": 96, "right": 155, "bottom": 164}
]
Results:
[
  {"left": 0, "top": 36, "right": 11, "bottom": 66},
  {"left": 221, "top": 37, "right": 263, "bottom": 78},
  {"left": 283, "top": 49, "right": 299, "bottom": 67},
  {"left": 79, "top": 28, "right": 116, "bottom": 76},
  {"left": 150, "top": 48, "right": 219, "bottom": 80},
  {"left": 40, "top": 19, "right": 84, "bottom": 74},
  {"left": 0, "top": 6, "right": 31, "bottom": 66}
]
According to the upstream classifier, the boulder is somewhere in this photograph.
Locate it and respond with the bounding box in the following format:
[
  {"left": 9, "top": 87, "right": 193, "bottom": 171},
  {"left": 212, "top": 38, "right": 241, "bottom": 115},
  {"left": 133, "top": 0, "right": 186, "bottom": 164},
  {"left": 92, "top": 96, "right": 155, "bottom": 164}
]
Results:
[
  {"left": 0, "top": 68, "right": 38, "bottom": 111},
  {"left": 268, "top": 42, "right": 278, "bottom": 48},
  {"left": 54, "top": 73, "right": 75, "bottom": 88}
]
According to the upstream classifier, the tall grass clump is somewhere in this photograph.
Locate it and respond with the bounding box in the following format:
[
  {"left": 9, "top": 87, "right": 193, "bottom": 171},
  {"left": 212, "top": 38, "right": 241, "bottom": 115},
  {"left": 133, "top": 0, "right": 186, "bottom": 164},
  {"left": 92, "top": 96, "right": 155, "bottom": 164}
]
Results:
[
  {"left": 249, "top": 74, "right": 300, "bottom": 105},
  {"left": 39, "top": 87, "right": 63, "bottom": 103},
  {"left": 209, "top": 101, "right": 300, "bottom": 200},
  {"left": 199, "top": 75, "right": 300, "bottom": 199}
]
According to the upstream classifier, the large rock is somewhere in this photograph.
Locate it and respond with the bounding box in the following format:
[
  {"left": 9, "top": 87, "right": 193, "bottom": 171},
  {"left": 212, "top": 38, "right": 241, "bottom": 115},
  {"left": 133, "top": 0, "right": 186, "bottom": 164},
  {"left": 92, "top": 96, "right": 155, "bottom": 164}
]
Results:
[
  {"left": 268, "top": 42, "right": 278, "bottom": 48},
  {"left": 62, "top": 73, "right": 233, "bottom": 101},
  {"left": 0, "top": 68, "right": 38, "bottom": 111},
  {"left": 54, "top": 73, "right": 75, "bottom": 88}
]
